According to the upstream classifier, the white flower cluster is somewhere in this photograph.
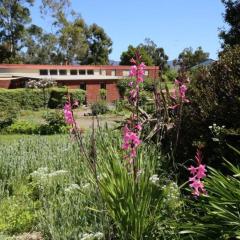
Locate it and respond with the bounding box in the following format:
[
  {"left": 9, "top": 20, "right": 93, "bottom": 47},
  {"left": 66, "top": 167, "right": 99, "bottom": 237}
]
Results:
[
  {"left": 80, "top": 232, "right": 104, "bottom": 240},
  {"left": 64, "top": 183, "right": 81, "bottom": 193},
  {"left": 149, "top": 174, "right": 159, "bottom": 184},
  {"left": 26, "top": 78, "right": 56, "bottom": 89},
  {"left": 209, "top": 123, "right": 225, "bottom": 141},
  {"left": 30, "top": 167, "right": 68, "bottom": 182}
]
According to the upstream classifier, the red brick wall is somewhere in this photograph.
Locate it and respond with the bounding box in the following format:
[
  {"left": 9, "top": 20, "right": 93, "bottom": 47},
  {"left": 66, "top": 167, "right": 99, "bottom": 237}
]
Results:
[
  {"left": 86, "top": 81, "right": 101, "bottom": 104},
  {"left": 106, "top": 81, "right": 120, "bottom": 102},
  {"left": 0, "top": 80, "right": 11, "bottom": 88}
]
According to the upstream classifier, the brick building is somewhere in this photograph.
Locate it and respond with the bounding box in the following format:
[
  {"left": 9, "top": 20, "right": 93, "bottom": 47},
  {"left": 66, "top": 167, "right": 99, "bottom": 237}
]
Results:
[{"left": 0, "top": 64, "right": 159, "bottom": 103}]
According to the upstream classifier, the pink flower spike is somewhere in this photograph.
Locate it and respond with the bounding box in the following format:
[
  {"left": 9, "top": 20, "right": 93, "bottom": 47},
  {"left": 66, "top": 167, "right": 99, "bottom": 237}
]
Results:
[
  {"left": 135, "top": 123, "right": 142, "bottom": 131},
  {"left": 130, "top": 58, "right": 136, "bottom": 64},
  {"left": 196, "top": 164, "right": 207, "bottom": 179},
  {"left": 129, "top": 65, "right": 137, "bottom": 77},
  {"left": 188, "top": 165, "right": 197, "bottom": 175},
  {"left": 64, "top": 103, "right": 74, "bottom": 125}
]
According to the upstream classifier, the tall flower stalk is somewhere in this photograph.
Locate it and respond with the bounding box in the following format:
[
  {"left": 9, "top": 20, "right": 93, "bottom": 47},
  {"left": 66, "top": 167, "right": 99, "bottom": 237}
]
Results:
[{"left": 123, "top": 53, "right": 146, "bottom": 180}]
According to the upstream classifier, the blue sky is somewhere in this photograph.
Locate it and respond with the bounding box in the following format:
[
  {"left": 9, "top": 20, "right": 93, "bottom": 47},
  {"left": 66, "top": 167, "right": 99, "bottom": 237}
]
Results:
[{"left": 31, "top": 0, "right": 226, "bottom": 61}]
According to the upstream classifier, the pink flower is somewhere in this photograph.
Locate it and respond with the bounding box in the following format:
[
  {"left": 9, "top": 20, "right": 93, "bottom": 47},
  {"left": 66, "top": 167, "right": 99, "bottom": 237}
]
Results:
[
  {"left": 179, "top": 84, "right": 187, "bottom": 99},
  {"left": 128, "top": 81, "right": 134, "bottom": 87},
  {"left": 135, "top": 123, "right": 142, "bottom": 131},
  {"left": 188, "top": 165, "right": 197, "bottom": 175},
  {"left": 64, "top": 103, "right": 74, "bottom": 125},
  {"left": 190, "top": 179, "right": 205, "bottom": 196},
  {"left": 129, "top": 65, "right": 137, "bottom": 77},
  {"left": 196, "top": 164, "right": 207, "bottom": 179},
  {"left": 188, "top": 148, "right": 207, "bottom": 197}
]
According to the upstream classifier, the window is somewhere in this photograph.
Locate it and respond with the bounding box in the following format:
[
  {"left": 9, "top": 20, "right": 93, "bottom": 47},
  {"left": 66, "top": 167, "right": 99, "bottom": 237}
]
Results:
[
  {"left": 111, "top": 70, "right": 116, "bottom": 76},
  {"left": 50, "top": 69, "right": 58, "bottom": 75},
  {"left": 144, "top": 70, "right": 149, "bottom": 76},
  {"left": 123, "top": 70, "right": 129, "bottom": 76},
  {"left": 100, "top": 83, "right": 106, "bottom": 90},
  {"left": 79, "top": 70, "right": 86, "bottom": 75},
  {"left": 70, "top": 70, "right": 78, "bottom": 75},
  {"left": 39, "top": 69, "right": 48, "bottom": 75},
  {"left": 100, "top": 70, "right": 106, "bottom": 75},
  {"left": 80, "top": 83, "right": 86, "bottom": 90},
  {"left": 59, "top": 69, "right": 67, "bottom": 75},
  {"left": 87, "top": 70, "right": 94, "bottom": 75}
]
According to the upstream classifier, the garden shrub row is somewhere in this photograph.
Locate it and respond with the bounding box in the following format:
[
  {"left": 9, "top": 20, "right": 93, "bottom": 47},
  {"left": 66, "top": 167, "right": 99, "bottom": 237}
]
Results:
[{"left": 0, "top": 87, "right": 86, "bottom": 110}]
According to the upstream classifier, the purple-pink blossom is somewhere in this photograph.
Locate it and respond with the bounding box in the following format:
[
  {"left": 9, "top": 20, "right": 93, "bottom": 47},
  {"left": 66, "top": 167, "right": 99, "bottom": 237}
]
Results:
[
  {"left": 64, "top": 102, "right": 74, "bottom": 125},
  {"left": 188, "top": 148, "right": 207, "bottom": 196}
]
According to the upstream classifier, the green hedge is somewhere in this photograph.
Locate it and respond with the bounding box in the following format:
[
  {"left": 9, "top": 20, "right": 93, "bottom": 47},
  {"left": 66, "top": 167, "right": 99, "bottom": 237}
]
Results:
[{"left": 0, "top": 87, "right": 86, "bottom": 110}]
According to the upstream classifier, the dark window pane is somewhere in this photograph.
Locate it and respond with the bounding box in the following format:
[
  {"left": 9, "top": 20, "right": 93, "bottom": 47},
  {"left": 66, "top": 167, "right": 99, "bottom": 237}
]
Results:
[
  {"left": 59, "top": 69, "right": 67, "bottom": 75},
  {"left": 79, "top": 70, "right": 86, "bottom": 75},
  {"left": 80, "top": 83, "right": 86, "bottom": 90},
  {"left": 40, "top": 69, "right": 48, "bottom": 75},
  {"left": 87, "top": 70, "right": 94, "bottom": 75},
  {"left": 50, "top": 69, "right": 58, "bottom": 75},
  {"left": 70, "top": 70, "right": 78, "bottom": 75},
  {"left": 100, "top": 83, "right": 106, "bottom": 89}
]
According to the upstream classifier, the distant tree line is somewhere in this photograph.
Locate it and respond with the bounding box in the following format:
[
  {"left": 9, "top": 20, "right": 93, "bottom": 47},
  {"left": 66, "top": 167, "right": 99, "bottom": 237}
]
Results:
[
  {"left": 0, "top": 0, "right": 238, "bottom": 66},
  {"left": 0, "top": 0, "right": 112, "bottom": 65}
]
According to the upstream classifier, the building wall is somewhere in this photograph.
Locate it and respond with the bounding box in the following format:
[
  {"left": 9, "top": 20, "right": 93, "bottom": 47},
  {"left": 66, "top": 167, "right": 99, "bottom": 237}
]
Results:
[
  {"left": 0, "top": 80, "right": 11, "bottom": 88},
  {"left": 57, "top": 80, "right": 119, "bottom": 104}
]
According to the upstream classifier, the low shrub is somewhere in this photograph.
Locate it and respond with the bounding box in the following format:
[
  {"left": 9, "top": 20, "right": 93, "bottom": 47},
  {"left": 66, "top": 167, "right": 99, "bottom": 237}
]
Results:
[
  {"left": 91, "top": 101, "right": 108, "bottom": 115},
  {"left": 40, "top": 110, "right": 69, "bottom": 134},
  {"left": 0, "top": 107, "right": 18, "bottom": 130},
  {"left": 69, "top": 89, "right": 86, "bottom": 105},
  {"left": 0, "top": 87, "right": 86, "bottom": 111},
  {"left": 6, "top": 120, "right": 41, "bottom": 134}
]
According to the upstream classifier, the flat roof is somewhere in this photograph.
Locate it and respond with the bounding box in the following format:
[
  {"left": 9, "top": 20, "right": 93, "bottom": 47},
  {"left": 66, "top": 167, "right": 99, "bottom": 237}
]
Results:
[{"left": 0, "top": 64, "right": 159, "bottom": 70}]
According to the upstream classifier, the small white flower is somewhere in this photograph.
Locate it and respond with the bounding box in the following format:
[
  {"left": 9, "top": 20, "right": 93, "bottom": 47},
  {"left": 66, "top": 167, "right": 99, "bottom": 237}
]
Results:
[{"left": 149, "top": 174, "right": 159, "bottom": 184}]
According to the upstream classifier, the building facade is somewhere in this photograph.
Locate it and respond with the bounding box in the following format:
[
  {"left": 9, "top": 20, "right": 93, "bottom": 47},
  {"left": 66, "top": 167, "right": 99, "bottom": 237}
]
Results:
[{"left": 0, "top": 64, "right": 159, "bottom": 103}]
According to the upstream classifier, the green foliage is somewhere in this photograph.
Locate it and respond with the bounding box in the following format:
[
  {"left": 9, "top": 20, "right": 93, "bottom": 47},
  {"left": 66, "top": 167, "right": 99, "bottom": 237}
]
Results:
[
  {"left": 91, "top": 129, "right": 182, "bottom": 239},
  {"left": 99, "top": 89, "right": 107, "bottom": 101},
  {"left": 120, "top": 45, "right": 154, "bottom": 66},
  {"left": 0, "top": 0, "right": 34, "bottom": 63},
  {"left": 91, "top": 101, "right": 108, "bottom": 115},
  {"left": 163, "top": 69, "right": 178, "bottom": 82},
  {"left": 0, "top": 183, "right": 39, "bottom": 235},
  {"left": 181, "top": 147, "right": 240, "bottom": 239},
  {"left": 116, "top": 78, "right": 131, "bottom": 98},
  {"left": 138, "top": 38, "right": 169, "bottom": 70},
  {"left": 0, "top": 88, "right": 49, "bottom": 110},
  {"left": 220, "top": 0, "right": 240, "bottom": 47},
  {"left": 41, "top": 110, "right": 68, "bottom": 134},
  {"left": 0, "top": 135, "right": 105, "bottom": 239},
  {"left": 69, "top": 89, "right": 86, "bottom": 105},
  {"left": 5, "top": 120, "right": 40, "bottom": 134},
  {"left": 0, "top": 106, "right": 18, "bottom": 129},
  {"left": 177, "top": 47, "right": 209, "bottom": 69},
  {"left": 85, "top": 23, "right": 112, "bottom": 65},
  {"left": 0, "top": 88, "right": 85, "bottom": 111},
  {"left": 177, "top": 45, "right": 240, "bottom": 166}
]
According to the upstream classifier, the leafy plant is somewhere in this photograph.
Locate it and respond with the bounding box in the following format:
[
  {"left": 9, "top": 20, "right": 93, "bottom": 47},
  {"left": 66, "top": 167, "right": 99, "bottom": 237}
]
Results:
[{"left": 91, "top": 101, "right": 108, "bottom": 115}]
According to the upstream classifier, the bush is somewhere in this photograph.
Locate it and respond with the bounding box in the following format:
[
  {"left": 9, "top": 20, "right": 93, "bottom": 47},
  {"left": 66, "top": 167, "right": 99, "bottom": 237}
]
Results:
[
  {"left": 91, "top": 101, "right": 108, "bottom": 115},
  {"left": 0, "top": 87, "right": 86, "bottom": 110},
  {"left": 6, "top": 120, "right": 41, "bottom": 134},
  {"left": 48, "top": 88, "right": 68, "bottom": 109},
  {"left": 41, "top": 110, "right": 68, "bottom": 134},
  {"left": 175, "top": 46, "right": 240, "bottom": 167},
  {"left": 0, "top": 107, "right": 18, "bottom": 130},
  {"left": 69, "top": 89, "right": 86, "bottom": 105},
  {"left": 117, "top": 78, "right": 131, "bottom": 98}
]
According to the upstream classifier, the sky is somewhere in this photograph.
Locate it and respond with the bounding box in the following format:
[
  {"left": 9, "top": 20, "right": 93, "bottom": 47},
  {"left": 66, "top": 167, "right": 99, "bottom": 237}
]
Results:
[{"left": 31, "top": 0, "right": 226, "bottom": 61}]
